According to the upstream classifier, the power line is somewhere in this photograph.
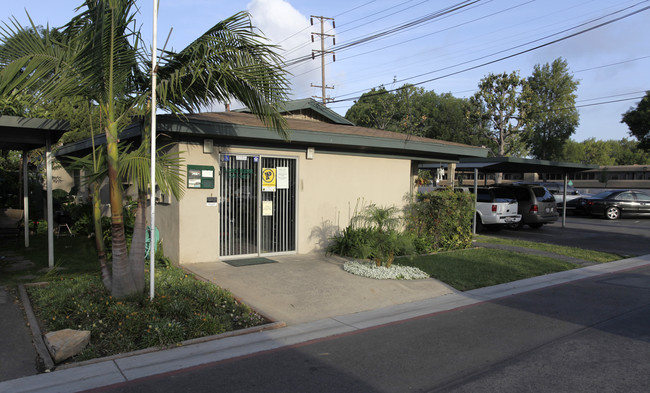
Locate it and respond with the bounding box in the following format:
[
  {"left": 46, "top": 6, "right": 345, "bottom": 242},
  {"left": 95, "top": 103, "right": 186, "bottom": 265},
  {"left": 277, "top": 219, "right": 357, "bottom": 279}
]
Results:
[
  {"left": 577, "top": 91, "right": 648, "bottom": 104},
  {"left": 573, "top": 55, "right": 650, "bottom": 73},
  {"left": 283, "top": 0, "right": 482, "bottom": 70},
  {"left": 330, "top": 3, "right": 650, "bottom": 103},
  {"left": 334, "top": 1, "right": 649, "bottom": 100},
  {"left": 274, "top": 0, "right": 376, "bottom": 52},
  {"left": 576, "top": 95, "right": 645, "bottom": 109},
  {"left": 282, "top": 0, "right": 434, "bottom": 58},
  {"left": 289, "top": 0, "right": 526, "bottom": 80}
]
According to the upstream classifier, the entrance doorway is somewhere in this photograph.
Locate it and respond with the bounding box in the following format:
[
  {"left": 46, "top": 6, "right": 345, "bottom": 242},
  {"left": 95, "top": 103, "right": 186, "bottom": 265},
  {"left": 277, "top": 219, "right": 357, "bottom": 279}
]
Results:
[{"left": 219, "top": 154, "right": 296, "bottom": 258}]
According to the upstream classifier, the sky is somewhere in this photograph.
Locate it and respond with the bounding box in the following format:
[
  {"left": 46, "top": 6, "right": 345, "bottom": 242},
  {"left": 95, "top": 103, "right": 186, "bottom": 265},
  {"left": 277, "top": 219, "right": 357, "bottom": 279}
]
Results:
[{"left": 3, "top": 0, "right": 649, "bottom": 143}]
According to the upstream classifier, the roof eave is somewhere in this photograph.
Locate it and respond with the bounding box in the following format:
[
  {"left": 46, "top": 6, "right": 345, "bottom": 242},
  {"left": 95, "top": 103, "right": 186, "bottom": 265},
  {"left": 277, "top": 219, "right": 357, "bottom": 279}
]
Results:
[{"left": 157, "top": 116, "right": 488, "bottom": 161}]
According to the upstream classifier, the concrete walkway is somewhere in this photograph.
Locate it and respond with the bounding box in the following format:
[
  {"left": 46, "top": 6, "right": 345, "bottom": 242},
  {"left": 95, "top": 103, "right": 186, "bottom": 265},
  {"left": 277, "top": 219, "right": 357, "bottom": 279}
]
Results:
[
  {"left": 185, "top": 254, "right": 455, "bottom": 325},
  {"left": 2, "top": 254, "right": 649, "bottom": 393}
]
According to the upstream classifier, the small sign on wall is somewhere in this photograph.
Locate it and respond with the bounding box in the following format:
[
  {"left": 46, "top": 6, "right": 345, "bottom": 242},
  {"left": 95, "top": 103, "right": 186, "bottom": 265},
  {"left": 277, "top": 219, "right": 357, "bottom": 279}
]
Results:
[{"left": 187, "top": 165, "right": 215, "bottom": 189}]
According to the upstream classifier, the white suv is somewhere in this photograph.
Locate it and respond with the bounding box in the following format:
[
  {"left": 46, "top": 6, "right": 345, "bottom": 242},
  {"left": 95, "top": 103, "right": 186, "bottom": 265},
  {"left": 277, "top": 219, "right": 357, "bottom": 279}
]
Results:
[{"left": 473, "top": 187, "right": 522, "bottom": 231}]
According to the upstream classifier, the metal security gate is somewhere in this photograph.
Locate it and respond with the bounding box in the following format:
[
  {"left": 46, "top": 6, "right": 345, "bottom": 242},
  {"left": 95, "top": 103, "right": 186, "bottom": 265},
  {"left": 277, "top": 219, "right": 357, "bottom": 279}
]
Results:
[
  {"left": 219, "top": 154, "right": 296, "bottom": 258},
  {"left": 219, "top": 155, "right": 259, "bottom": 257},
  {"left": 260, "top": 157, "right": 296, "bottom": 254}
]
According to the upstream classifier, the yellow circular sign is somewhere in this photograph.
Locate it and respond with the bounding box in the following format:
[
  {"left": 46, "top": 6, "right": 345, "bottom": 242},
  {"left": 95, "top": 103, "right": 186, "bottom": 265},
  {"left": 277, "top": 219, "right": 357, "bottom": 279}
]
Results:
[{"left": 262, "top": 168, "right": 275, "bottom": 183}]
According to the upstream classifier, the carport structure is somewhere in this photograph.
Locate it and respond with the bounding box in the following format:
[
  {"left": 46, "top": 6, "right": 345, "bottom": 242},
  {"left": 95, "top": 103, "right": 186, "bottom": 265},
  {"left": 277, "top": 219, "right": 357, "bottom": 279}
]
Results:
[
  {"left": 422, "top": 156, "right": 598, "bottom": 230},
  {"left": 0, "top": 115, "right": 69, "bottom": 267}
]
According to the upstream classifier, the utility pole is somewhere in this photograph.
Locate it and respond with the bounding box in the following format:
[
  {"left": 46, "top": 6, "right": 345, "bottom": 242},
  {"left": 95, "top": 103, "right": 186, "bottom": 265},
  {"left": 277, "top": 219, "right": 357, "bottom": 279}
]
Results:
[{"left": 310, "top": 15, "right": 335, "bottom": 105}]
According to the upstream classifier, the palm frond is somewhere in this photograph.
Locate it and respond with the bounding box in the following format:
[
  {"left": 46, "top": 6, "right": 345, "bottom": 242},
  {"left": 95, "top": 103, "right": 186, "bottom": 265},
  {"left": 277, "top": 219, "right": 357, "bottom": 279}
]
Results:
[
  {"left": 155, "top": 11, "right": 290, "bottom": 138},
  {"left": 118, "top": 143, "right": 185, "bottom": 201}
]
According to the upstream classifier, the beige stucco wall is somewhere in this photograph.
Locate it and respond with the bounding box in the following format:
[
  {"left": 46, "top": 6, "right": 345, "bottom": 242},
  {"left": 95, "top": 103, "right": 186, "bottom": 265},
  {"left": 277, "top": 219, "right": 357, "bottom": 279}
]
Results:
[
  {"left": 298, "top": 151, "right": 412, "bottom": 253},
  {"left": 158, "top": 142, "right": 221, "bottom": 264},
  {"left": 163, "top": 142, "right": 414, "bottom": 264}
]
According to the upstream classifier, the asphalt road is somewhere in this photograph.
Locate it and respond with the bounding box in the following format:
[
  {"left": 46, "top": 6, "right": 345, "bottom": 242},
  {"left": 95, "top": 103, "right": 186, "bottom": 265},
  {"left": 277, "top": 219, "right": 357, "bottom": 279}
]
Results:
[
  {"left": 487, "top": 215, "right": 650, "bottom": 257},
  {"left": 94, "top": 263, "right": 650, "bottom": 393}
]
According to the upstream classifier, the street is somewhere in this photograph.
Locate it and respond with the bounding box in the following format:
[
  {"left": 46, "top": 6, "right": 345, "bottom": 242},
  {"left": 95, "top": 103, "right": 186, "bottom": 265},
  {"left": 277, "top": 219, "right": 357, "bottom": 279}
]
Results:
[
  {"left": 489, "top": 215, "right": 650, "bottom": 256},
  {"left": 92, "top": 263, "right": 650, "bottom": 393}
]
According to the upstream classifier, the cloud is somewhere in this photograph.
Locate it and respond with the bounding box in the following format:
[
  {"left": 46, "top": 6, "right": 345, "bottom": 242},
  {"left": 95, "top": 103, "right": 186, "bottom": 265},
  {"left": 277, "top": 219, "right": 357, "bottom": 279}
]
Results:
[{"left": 247, "top": 0, "right": 332, "bottom": 100}]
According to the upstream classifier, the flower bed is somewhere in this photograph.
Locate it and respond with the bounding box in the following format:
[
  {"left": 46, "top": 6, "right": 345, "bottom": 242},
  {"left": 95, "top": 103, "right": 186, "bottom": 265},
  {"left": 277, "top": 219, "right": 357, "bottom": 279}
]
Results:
[{"left": 343, "top": 260, "right": 430, "bottom": 280}]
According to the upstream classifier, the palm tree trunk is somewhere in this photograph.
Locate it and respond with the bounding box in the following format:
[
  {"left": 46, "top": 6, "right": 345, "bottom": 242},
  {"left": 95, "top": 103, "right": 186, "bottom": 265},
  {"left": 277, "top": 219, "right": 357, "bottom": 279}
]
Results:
[
  {"left": 106, "top": 121, "right": 137, "bottom": 298},
  {"left": 128, "top": 190, "right": 147, "bottom": 293},
  {"left": 92, "top": 182, "right": 112, "bottom": 290}
]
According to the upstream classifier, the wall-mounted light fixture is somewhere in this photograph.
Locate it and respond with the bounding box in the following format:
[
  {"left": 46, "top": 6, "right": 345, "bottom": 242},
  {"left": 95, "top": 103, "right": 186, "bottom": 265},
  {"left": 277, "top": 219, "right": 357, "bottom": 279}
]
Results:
[
  {"left": 306, "top": 147, "right": 315, "bottom": 160},
  {"left": 203, "top": 139, "right": 213, "bottom": 154}
]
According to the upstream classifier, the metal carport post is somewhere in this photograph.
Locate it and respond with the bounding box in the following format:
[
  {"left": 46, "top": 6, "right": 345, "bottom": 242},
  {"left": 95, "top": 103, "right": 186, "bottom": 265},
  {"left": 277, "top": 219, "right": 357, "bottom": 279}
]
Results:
[
  {"left": 0, "top": 116, "right": 69, "bottom": 267},
  {"left": 423, "top": 157, "right": 598, "bottom": 231}
]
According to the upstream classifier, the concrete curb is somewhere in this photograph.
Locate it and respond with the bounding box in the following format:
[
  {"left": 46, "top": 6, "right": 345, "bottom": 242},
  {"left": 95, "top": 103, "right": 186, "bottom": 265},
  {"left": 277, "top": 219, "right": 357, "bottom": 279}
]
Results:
[
  {"left": 17, "top": 284, "right": 54, "bottom": 372},
  {"left": 17, "top": 282, "right": 286, "bottom": 373},
  {"left": 4, "top": 255, "right": 650, "bottom": 393},
  {"left": 55, "top": 320, "right": 287, "bottom": 372}
]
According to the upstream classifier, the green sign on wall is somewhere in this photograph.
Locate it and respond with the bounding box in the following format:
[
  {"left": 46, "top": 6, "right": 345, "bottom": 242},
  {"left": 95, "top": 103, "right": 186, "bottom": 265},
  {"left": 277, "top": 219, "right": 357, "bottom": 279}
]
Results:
[{"left": 187, "top": 165, "right": 215, "bottom": 189}]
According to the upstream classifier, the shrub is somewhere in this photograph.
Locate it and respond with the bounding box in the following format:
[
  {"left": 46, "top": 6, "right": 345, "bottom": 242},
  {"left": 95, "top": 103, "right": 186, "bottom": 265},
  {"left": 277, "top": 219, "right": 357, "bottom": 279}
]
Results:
[
  {"left": 328, "top": 204, "right": 415, "bottom": 267},
  {"left": 327, "top": 226, "right": 375, "bottom": 260},
  {"left": 404, "top": 188, "right": 474, "bottom": 252}
]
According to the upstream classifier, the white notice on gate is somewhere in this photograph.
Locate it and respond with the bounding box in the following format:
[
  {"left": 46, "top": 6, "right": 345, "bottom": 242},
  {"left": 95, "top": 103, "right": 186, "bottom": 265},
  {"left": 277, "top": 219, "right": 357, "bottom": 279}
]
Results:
[
  {"left": 277, "top": 167, "right": 289, "bottom": 189},
  {"left": 262, "top": 200, "right": 273, "bottom": 216}
]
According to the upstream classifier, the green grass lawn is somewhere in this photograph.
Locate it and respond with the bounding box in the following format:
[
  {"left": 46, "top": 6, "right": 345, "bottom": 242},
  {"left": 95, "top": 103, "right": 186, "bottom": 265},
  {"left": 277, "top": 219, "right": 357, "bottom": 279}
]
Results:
[
  {"left": 396, "top": 248, "right": 577, "bottom": 291},
  {"left": 474, "top": 234, "right": 622, "bottom": 263},
  {"left": 0, "top": 234, "right": 99, "bottom": 285}
]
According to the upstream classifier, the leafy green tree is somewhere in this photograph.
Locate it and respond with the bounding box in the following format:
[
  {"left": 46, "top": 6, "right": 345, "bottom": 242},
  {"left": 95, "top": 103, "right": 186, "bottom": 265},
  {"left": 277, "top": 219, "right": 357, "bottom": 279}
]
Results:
[
  {"left": 345, "top": 85, "right": 490, "bottom": 147},
  {"left": 560, "top": 138, "right": 650, "bottom": 165},
  {"left": 559, "top": 139, "right": 586, "bottom": 163},
  {"left": 419, "top": 91, "right": 491, "bottom": 147},
  {"left": 524, "top": 58, "right": 579, "bottom": 160},
  {"left": 345, "top": 86, "right": 400, "bottom": 131},
  {"left": 470, "top": 71, "right": 528, "bottom": 157},
  {"left": 1, "top": 1, "right": 289, "bottom": 298},
  {"left": 621, "top": 91, "right": 650, "bottom": 150},
  {"left": 580, "top": 138, "right": 616, "bottom": 165},
  {"left": 609, "top": 138, "right": 650, "bottom": 164}
]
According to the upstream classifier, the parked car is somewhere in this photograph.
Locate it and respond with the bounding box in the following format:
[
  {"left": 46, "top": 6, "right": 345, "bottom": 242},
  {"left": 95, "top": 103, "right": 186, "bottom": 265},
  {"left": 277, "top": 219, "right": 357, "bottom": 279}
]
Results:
[
  {"left": 471, "top": 187, "right": 521, "bottom": 231},
  {"left": 584, "top": 189, "right": 650, "bottom": 220},
  {"left": 564, "top": 195, "right": 593, "bottom": 215},
  {"left": 515, "top": 181, "right": 582, "bottom": 206},
  {"left": 495, "top": 184, "right": 559, "bottom": 228}
]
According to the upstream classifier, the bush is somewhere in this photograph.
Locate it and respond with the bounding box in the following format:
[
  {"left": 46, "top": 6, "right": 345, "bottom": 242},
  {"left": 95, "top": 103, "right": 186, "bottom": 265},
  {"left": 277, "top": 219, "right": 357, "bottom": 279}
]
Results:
[
  {"left": 327, "top": 226, "right": 375, "bottom": 260},
  {"left": 328, "top": 204, "right": 416, "bottom": 267},
  {"left": 404, "top": 188, "right": 474, "bottom": 252}
]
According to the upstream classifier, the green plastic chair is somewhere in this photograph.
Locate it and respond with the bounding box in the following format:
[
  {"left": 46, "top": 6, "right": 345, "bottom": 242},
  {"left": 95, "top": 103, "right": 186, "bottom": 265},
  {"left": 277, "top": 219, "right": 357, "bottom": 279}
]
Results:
[{"left": 144, "top": 226, "right": 159, "bottom": 260}]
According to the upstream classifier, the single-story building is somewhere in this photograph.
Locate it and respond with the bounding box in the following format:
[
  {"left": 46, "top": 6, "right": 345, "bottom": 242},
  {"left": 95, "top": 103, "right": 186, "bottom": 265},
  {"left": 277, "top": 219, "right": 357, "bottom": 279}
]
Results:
[{"left": 57, "top": 99, "right": 488, "bottom": 264}]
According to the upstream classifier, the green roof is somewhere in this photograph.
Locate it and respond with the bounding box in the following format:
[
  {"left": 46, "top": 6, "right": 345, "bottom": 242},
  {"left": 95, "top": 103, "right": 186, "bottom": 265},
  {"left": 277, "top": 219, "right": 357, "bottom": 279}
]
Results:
[
  {"left": 0, "top": 115, "right": 69, "bottom": 151},
  {"left": 235, "top": 98, "right": 354, "bottom": 126},
  {"left": 56, "top": 110, "right": 489, "bottom": 163},
  {"left": 452, "top": 157, "right": 599, "bottom": 173}
]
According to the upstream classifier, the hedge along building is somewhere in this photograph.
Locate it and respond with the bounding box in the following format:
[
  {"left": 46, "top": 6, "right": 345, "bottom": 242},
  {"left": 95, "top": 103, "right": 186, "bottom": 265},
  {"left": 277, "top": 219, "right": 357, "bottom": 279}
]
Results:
[{"left": 58, "top": 99, "right": 488, "bottom": 264}]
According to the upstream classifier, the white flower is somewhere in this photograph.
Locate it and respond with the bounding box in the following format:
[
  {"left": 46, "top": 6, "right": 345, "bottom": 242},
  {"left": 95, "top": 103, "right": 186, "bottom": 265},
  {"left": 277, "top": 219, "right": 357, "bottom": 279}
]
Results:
[{"left": 343, "top": 261, "right": 429, "bottom": 280}]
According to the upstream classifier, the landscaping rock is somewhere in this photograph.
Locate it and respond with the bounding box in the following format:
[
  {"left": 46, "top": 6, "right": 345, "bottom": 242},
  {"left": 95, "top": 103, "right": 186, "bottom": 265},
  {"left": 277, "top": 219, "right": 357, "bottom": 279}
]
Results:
[{"left": 44, "top": 329, "right": 90, "bottom": 363}]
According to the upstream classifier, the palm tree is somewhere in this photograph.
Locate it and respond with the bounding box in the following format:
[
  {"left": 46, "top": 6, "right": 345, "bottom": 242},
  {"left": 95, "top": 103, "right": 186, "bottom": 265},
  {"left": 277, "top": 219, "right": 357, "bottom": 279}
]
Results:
[{"left": 1, "top": 0, "right": 289, "bottom": 298}]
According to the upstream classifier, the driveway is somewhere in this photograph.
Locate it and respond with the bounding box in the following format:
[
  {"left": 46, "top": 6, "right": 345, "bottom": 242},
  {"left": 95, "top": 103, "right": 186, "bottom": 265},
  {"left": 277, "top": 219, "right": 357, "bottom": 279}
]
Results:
[{"left": 489, "top": 215, "right": 650, "bottom": 256}]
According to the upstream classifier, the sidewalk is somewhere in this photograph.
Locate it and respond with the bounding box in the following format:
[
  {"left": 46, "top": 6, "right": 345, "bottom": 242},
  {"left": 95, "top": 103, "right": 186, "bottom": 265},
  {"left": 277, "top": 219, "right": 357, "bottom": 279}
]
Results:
[
  {"left": 0, "top": 285, "right": 40, "bottom": 382},
  {"left": 2, "top": 253, "right": 649, "bottom": 393}
]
